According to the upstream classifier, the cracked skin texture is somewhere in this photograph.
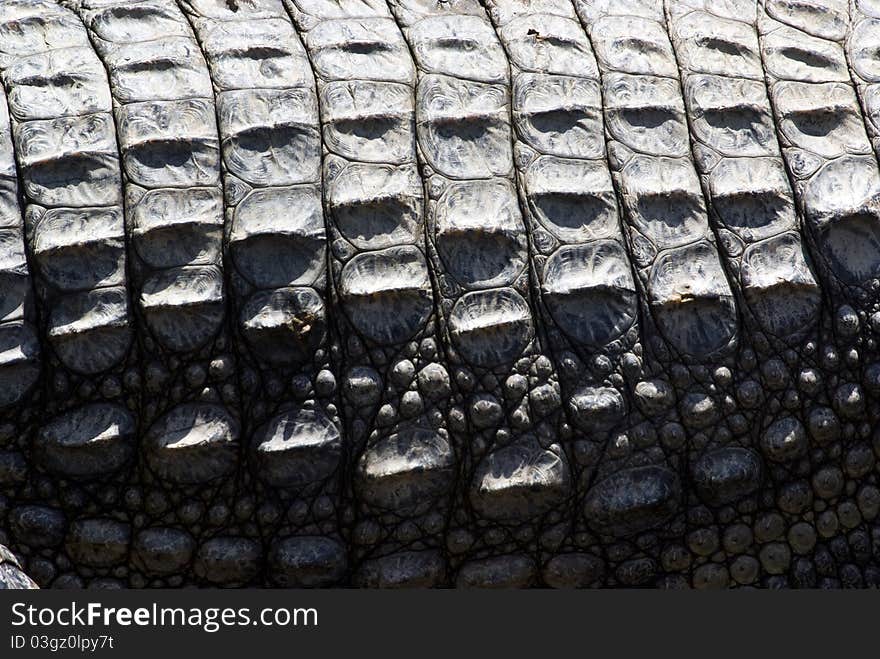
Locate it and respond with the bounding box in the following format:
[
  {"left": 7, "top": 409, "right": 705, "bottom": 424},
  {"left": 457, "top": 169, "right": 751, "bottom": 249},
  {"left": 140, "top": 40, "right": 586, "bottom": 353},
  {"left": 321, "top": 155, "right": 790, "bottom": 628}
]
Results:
[{"left": 1, "top": 0, "right": 880, "bottom": 589}]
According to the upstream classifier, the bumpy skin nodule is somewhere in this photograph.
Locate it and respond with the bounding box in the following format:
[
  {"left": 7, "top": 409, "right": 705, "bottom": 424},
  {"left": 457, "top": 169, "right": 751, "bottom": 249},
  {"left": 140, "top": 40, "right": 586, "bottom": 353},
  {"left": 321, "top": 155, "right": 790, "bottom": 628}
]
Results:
[
  {"left": 0, "top": 0, "right": 879, "bottom": 589},
  {"left": 0, "top": 544, "right": 36, "bottom": 589}
]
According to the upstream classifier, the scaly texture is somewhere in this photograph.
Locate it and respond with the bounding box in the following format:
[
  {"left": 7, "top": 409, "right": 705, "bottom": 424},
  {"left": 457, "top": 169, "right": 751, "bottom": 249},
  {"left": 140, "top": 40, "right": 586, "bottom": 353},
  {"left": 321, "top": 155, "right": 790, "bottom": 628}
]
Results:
[
  {"left": 0, "top": 0, "right": 879, "bottom": 589},
  {"left": 387, "top": 0, "right": 572, "bottom": 588},
  {"left": 178, "top": 0, "right": 346, "bottom": 588},
  {"left": 284, "top": 0, "right": 456, "bottom": 587},
  {"left": 68, "top": 0, "right": 245, "bottom": 587}
]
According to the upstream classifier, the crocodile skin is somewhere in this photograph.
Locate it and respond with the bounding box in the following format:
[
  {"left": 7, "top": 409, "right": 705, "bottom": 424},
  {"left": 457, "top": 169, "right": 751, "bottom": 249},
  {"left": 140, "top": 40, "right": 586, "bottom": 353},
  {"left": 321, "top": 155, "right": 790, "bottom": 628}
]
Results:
[{"left": 0, "top": 0, "right": 879, "bottom": 589}]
